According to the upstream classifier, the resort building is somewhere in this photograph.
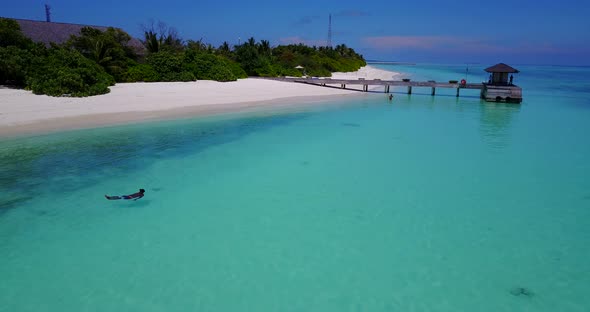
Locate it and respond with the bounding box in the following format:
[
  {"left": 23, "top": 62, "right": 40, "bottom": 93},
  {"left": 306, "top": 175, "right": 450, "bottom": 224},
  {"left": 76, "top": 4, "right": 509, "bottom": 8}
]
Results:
[{"left": 6, "top": 18, "right": 145, "bottom": 55}]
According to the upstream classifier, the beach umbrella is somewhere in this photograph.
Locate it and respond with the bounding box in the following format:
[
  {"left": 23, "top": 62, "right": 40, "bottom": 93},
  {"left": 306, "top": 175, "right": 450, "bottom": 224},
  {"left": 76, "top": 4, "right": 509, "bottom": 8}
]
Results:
[{"left": 295, "top": 65, "right": 306, "bottom": 76}]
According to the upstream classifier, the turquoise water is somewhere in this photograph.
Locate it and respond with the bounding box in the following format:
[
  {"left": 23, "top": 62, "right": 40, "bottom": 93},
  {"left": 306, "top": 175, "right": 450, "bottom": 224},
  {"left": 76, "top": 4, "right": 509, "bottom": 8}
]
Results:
[{"left": 1, "top": 64, "right": 589, "bottom": 311}]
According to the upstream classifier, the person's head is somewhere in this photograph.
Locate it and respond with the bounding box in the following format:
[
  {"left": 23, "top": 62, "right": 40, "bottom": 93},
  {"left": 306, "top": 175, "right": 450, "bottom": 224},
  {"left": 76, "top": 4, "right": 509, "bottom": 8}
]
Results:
[{"left": 139, "top": 189, "right": 145, "bottom": 193}]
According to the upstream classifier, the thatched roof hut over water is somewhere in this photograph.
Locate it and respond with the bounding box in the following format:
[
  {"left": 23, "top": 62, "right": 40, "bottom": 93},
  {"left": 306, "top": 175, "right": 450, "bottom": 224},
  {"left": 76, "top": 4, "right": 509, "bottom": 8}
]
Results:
[
  {"left": 485, "top": 63, "right": 519, "bottom": 86},
  {"left": 485, "top": 63, "right": 520, "bottom": 73}
]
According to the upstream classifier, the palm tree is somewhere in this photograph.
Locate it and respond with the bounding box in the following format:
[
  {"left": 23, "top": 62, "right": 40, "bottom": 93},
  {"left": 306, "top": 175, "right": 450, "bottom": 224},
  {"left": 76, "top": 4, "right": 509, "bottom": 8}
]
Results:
[
  {"left": 218, "top": 41, "right": 230, "bottom": 54},
  {"left": 143, "top": 22, "right": 183, "bottom": 53},
  {"left": 144, "top": 30, "right": 161, "bottom": 53},
  {"left": 90, "top": 39, "right": 113, "bottom": 66},
  {"left": 187, "top": 39, "right": 206, "bottom": 52},
  {"left": 259, "top": 40, "right": 271, "bottom": 56},
  {"left": 163, "top": 33, "right": 183, "bottom": 52}
]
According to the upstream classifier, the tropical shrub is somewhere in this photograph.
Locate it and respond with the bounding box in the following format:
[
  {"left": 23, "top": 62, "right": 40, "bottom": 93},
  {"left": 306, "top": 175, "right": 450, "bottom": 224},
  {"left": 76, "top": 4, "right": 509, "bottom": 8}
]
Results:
[
  {"left": 184, "top": 51, "right": 241, "bottom": 81},
  {"left": 234, "top": 42, "right": 259, "bottom": 76},
  {"left": 164, "top": 71, "right": 195, "bottom": 82},
  {"left": 0, "top": 18, "right": 34, "bottom": 48},
  {"left": 27, "top": 48, "right": 114, "bottom": 96},
  {"left": 146, "top": 51, "right": 194, "bottom": 81},
  {"left": 223, "top": 60, "right": 248, "bottom": 79},
  {"left": 0, "top": 46, "right": 34, "bottom": 85},
  {"left": 206, "top": 64, "right": 235, "bottom": 82},
  {"left": 121, "top": 64, "right": 160, "bottom": 82},
  {"left": 67, "top": 27, "right": 138, "bottom": 82},
  {"left": 253, "top": 58, "right": 276, "bottom": 77}
]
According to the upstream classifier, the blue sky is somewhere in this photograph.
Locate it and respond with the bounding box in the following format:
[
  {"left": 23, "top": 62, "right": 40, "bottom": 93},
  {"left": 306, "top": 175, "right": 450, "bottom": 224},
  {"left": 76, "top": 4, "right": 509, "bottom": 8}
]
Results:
[{"left": 2, "top": 0, "right": 590, "bottom": 65}]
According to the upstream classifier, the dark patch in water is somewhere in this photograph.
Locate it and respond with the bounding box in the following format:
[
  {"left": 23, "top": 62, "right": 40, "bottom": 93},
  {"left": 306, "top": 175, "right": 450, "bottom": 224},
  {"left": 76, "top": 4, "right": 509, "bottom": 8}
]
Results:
[
  {"left": 300, "top": 161, "right": 310, "bottom": 166},
  {"left": 509, "top": 287, "right": 534, "bottom": 298},
  {"left": 341, "top": 122, "right": 361, "bottom": 128},
  {"left": 0, "top": 195, "right": 33, "bottom": 214},
  {"left": 33, "top": 210, "right": 57, "bottom": 217},
  {"left": 151, "top": 187, "right": 163, "bottom": 192},
  {"left": 582, "top": 194, "right": 590, "bottom": 201}
]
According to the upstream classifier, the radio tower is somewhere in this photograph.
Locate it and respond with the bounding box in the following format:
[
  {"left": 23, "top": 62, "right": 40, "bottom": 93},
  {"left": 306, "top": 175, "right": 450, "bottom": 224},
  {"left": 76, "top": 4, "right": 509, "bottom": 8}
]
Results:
[
  {"left": 327, "top": 14, "right": 332, "bottom": 48},
  {"left": 45, "top": 4, "right": 51, "bottom": 22}
]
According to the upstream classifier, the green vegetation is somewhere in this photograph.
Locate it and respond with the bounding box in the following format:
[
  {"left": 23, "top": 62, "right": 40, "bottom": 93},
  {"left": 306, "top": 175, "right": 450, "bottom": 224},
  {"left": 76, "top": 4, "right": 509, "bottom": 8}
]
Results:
[
  {"left": 0, "top": 18, "right": 33, "bottom": 48},
  {"left": 0, "top": 19, "right": 114, "bottom": 96},
  {"left": 121, "top": 64, "right": 159, "bottom": 82},
  {"left": 0, "top": 18, "right": 366, "bottom": 97},
  {"left": 183, "top": 46, "right": 247, "bottom": 81},
  {"left": 27, "top": 47, "right": 115, "bottom": 96},
  {"left": 0, "top": 46, "right": 34, "bottom": 86},
  {"left": 0, "top": 19, "right": 39, "bottom": 86},
  {"left": 66, "top": 27, "right": 138, "bottom": 82}
]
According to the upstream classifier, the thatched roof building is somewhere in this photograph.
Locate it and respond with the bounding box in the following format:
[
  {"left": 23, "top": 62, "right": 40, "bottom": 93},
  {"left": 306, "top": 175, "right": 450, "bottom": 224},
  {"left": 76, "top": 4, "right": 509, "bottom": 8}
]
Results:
[
  {"left": 8, "top": 18, "right": 145, "bottom": 54},
  {"left": 485, "top": 63, "right": 519, "bottom": 86},
  {"left": 485, "top": 63, "right": 520, "bottom": 73}
]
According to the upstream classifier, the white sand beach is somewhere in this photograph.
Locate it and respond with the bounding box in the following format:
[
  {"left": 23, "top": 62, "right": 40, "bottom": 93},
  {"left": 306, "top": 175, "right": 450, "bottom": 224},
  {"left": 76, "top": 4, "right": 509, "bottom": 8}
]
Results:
[{"left": 0, "top": 65, "right": 399, "bottom": 137}]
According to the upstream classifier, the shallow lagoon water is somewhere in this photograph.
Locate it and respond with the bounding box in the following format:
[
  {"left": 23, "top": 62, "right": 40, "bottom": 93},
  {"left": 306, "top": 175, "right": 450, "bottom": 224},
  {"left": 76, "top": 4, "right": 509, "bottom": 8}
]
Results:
[{"left": 1, "top": 64, "right": 589, "bottom": 311}]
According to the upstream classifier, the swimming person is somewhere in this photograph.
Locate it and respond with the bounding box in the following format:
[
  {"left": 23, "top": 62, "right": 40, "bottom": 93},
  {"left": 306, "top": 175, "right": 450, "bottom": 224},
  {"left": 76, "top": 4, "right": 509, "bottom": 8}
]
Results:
[{"left": 105, "top": 189, "right": 145, "bottom": 201}]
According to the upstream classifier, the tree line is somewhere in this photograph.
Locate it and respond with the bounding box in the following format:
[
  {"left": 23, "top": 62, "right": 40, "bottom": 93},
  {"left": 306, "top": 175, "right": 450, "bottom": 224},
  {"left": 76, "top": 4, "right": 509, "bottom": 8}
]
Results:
[{"left": 0, "top": 18, "right": 366, "bottom": 97}]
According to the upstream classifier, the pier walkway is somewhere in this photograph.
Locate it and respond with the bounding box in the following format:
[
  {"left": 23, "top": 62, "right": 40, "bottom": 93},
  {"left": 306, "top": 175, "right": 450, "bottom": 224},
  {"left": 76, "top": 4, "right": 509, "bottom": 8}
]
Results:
[
  {"left": 257, "top": 77, "right": 522, "bottom": 103},
  {"left": 259, "top": 77, "right": 482, "bottom": 95}
]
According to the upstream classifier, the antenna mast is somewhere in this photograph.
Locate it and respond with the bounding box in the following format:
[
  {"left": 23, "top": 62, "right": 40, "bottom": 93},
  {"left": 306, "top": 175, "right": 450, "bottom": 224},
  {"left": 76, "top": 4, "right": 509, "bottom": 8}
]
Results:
[
  {"left": 45, "top": 4, "right": 51, "bottom": 22},
  {"left": 327, "top": 14, "right": 332, "bottom": 48}
]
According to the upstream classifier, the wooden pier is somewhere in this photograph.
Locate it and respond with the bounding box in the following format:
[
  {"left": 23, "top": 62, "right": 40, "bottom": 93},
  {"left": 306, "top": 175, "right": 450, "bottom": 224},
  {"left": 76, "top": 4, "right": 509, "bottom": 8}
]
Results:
[
  {"left": 260, "top": 76, "right": 522, "bottom": 103},
  {"left": 260, "top": 63, "right": 523, "bottom": 103}
]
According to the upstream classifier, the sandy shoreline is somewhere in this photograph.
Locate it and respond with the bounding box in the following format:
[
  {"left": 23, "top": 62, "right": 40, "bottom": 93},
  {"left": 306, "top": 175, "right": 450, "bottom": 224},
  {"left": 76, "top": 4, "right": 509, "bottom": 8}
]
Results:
[{"left": 0, "top": 65, "right": 398, "bottom": 138}]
